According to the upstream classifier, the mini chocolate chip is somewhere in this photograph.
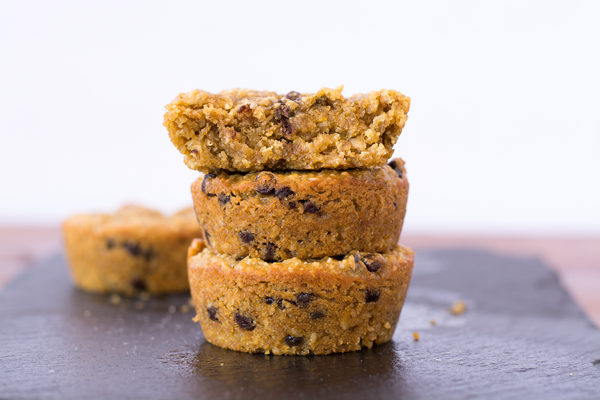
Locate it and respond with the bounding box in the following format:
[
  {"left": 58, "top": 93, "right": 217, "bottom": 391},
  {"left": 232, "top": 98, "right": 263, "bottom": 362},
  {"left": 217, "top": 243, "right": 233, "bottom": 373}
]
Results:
[
  {"left": 122, "top": 241, "right": 142, "bottom": 257},
  {"left": 131, "top": 277, "right": 147, "bottom": 291},
  {"left": 288, "top": 201, "right": 297, "bottom": 209},
  {"left": 238, "top": 231, "right": 254, "bottom": 244},
  {"left": 237, "top": 104, "right": 251, "bottom": 113},
  {"left": 142, "top": 248, "right": 154, "bottom": 262},
  {"left": 207, "top": 306, "right": 218, "bottom": 321},
  {"left": 105, "top": 238, "right": 115, "bottom": 249},
  {"left": 296, "top": 292, "right": 315, "bottom": 308},
  {"left": 303, "top": 201, "right": 320, "bottom": 213},
  {"left": 388, "top": 160, "right": 403, "bottom": 178},
  {"left": 281, "top": 118, "right": 293, "bottom": 136},
  {"left": 266, "top": 297, "right": 276, "bottom": 305},
  {"left": 218, "top": 193, "right": 231, "bottom": 204},
  {"left": 285, "top": 91, "right": 301, "bottom": 101},
  {"left": 362, "top": 254, "right": 385, "bottom": 272},
  {"left": 201, "top": 174, "right": 217, "bottom": 197},
  {"left": 255, "top": 172, "right": 277, "bottom": 195},
  {"left": 284, "top": 335, "right": 304, "bottom": 346},
  {"left": 275, "top": 186, "right": 294, "bottom": 200},
  {"left": 204, "top": 230, "right": 212, "bottom": 247},
  {"left": 366, "top": 290, "right": 380, "bottom": 303},
  {"left": 264, "top": 243, "right": 276, "bottom": 262},
  {"left": 277, "top": 104, "right": 291, "bottom": 119},
  {"left": 234, "top": 313, "right": 255, "bottom": 331},
  {"left": 310, "top": 311, "right": 325, "bottom": 319}
]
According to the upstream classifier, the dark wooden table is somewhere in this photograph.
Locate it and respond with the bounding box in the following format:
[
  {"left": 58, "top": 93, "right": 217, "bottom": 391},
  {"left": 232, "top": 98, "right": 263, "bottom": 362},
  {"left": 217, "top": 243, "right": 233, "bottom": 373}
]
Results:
[{"left": 1, "top": 227, "right": 598, "bottom": 327}]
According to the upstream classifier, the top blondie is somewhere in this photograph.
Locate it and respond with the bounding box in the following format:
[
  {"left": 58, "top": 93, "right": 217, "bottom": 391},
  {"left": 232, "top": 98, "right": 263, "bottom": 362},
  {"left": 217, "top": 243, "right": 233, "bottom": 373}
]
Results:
[{"left": 164, "top": 86, "right": 410, "bottom": 172}]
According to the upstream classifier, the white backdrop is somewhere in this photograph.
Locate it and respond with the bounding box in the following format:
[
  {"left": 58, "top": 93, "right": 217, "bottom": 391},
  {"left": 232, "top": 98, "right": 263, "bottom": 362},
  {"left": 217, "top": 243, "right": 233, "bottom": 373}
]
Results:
[{"left": 1, "top": 0, "right": 599, "bottom": 234}]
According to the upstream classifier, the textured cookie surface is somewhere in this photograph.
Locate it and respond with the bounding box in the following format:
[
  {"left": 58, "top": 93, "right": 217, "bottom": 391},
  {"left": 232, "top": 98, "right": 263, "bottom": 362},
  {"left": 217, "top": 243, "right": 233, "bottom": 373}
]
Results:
[
  {"left": 192, "top": 159, "right": 408, "bottom": 261},
  {"left": 63, "top": 205, "right": 203, "bottom": 295},
  {"left": 188, "top": 240, "right": 414, "bottom": 355},
  {"left": 165, "top": 86, "right": 410, "bottom": 172}
]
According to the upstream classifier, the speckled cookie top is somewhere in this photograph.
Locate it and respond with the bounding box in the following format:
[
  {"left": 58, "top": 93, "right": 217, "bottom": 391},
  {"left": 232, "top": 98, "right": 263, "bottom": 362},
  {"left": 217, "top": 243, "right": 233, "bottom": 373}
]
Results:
[
  {"left": 63, "top": 205, "right": 199, "bottom": 235},
  {"left": 164, "top": 86, "right": 410, "bottom": 172},
  {"left": 189, "top": 242, "right": 414, "bottom": 279}
]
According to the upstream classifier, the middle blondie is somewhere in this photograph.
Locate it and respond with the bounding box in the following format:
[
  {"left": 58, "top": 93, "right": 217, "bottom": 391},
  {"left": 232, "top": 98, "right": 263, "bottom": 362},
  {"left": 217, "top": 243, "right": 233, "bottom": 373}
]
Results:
[{"left": 192, "top": 159, "right": 408, "bottom": 261}]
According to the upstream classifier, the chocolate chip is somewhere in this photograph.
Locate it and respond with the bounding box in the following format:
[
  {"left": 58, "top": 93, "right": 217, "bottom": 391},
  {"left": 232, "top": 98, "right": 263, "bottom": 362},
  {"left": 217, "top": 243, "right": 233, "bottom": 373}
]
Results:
[
  {"left": 105, "top": 238, "right": 115, "bottom": 249},
  {"left": 255, "top": 172, "right": 277, "bottom": 195},
  {"left": 131, "top": 277, "right": 147, "bottom": 291},
  {"left": 207, "top": 306, "right": 218, "bottom": 321},
  {"left": 285, "top": 91, "right": 301, "bottom": 101},
  {"left": 142, "top": 248, "right": 154, "bottom": 262},
  {"left": 310, "top": 311, "right": 325, "bottom": 319},
  {"left": 234, "top": 313, "right": 255, "bottom": 331},
  {"left": 201, "top": 173, "right": 217, "bottom": 197},
  {"left": 266, "top": 297, "right": 276, "bottom": 305},
  {"left": 296, "top": 292, "right": 315, "bottom": 308},
  {"left": 122, "top": 241, "right": 142, "bottom": 257},
  {"left": 275, "top": 186, "right": 294, "bottom": 200},
  {"left": 218, "top": 193, "right": 231, "bottom": 204},
  {"left": 331, "top": 255, "right": 345, "bottom": 261},
  {"left": 281, "top": 119, "right": 293, "bottom": 136},
  {"left": 388, "top": 160, "right": 403, "bottom": 178},
  {"left": 362, "top": 254, "right": 385, "bottom": 272},
  {"left": 284, "top": 335, "right": 304, "bottom": 346},
  {"left": 277, "top": 104, "right": 291, "bottom": 119},
  {"left": 288, "top": 201, "right": 297, "bottom": 209},
  {"left": 237, "top": 104, "right": 251, "bottom": 113},
  {"left": 366, "top": 290, "right": 380, "bottom": 303},
  {"left": 264, "top": 243, "right": 276, "bottom": 262},
  {"left": 238, "top": 231, "right": 254, "bottom": 244},
  {"left": 302, "top": 201, "right": 320, "bottom": 213},
  {"left": 277, "top": 299, "right": 285, "bottom": 309},
  {"left": 204, "top": 230, "right": 211, "bottom": 247}
]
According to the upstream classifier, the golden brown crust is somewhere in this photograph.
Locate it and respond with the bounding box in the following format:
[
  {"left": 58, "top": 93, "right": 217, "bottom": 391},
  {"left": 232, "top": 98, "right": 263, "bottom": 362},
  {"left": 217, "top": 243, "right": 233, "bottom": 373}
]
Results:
[
  {"left": 63, "top": 205, "right": 204, "bottom": 295},
  {"left": 164, "top": 86, "right": 410, "bottom": 172},
  {"left": 192, "top": 159, "right": 408, "bottom": 261},
  {"left": 188, "top": 244, "right": 414, "bottom": 355}
]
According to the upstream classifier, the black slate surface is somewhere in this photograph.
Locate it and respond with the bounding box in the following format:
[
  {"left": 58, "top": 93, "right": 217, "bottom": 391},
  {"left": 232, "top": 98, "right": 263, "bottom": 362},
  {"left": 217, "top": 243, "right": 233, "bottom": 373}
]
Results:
[{"left": 1, "top": 249, "right": 599, "bottom": 400}]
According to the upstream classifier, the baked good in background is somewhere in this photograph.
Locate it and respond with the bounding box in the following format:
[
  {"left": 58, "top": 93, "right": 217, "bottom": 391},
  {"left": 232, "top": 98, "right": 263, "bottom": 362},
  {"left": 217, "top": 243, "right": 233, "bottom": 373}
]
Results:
[{"left": 63, "top": 205, "right": 203, "bottom": 296}]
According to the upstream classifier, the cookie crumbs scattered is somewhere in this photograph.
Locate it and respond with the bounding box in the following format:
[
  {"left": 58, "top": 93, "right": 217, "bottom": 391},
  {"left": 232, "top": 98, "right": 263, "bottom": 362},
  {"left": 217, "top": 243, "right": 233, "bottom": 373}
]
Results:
[
  {"left": 449, "top": 300, "right": 467, "bottom": 315},
  {"left": 413, "top": 332, "right": 420, "bottom": 341}
]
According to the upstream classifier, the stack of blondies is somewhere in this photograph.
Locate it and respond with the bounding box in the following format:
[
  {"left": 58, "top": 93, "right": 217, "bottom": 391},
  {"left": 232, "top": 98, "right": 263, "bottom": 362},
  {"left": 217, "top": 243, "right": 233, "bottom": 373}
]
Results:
[{"left": 164, "top": 86, "right": 415, "bottom": 355}]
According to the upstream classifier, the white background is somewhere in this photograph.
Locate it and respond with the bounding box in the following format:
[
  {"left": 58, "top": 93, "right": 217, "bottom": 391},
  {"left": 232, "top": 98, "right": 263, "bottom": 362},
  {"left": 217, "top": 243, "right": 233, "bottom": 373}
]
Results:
[{"left": 1, "top": 0, "right": 599, "bottom": 235}]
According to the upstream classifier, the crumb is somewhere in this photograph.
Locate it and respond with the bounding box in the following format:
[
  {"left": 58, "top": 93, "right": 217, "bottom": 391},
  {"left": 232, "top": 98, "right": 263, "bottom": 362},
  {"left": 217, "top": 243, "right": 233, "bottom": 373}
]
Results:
[
  {"left": 134, "top": 302, "right": 145, "bottom": 310},
  {"left": 188, "top": 297, "right": 194, "bottom": 306},
  {"left": 449, "top": 300, "right": 467, "bottom": 315},
  {"left": 109, "top": 294, "right": 121, "bottom": 305},
  {"left": 220, "top": 363, "right": 224, "bottom": 366},
  {"left": 413, "top": 332, "right": 420, "bottom": 341},
  {"left": 430, "top": 319, "right": 436, "bottom": 325},
  {"left": 179, "top": 304, "right": 190, "bottom": 313},
  {"left": 384, "top": 322, "right": 391, "bottom": 329}
]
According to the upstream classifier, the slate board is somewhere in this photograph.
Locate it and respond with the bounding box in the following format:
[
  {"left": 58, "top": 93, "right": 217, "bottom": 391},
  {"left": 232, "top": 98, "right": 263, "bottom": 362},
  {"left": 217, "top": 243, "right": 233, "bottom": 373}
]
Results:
[{"left": 0, "top": 249, "right": 599, "bottom": 400}]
